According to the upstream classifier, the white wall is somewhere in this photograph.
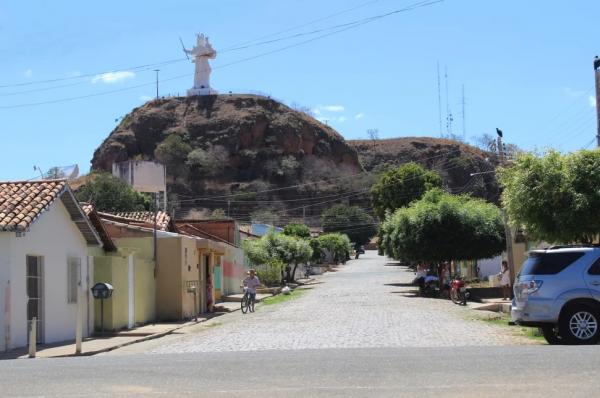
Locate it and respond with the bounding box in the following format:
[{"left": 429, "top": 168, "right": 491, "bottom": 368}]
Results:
[
  {"left": 0, "top": 232, "right": 14, "bottom": 351},
  {"left": 3, "top": 200, "right": 91, "bottom": 350},
  {"left": 478, "top": 255, "right": 502, "bottom": 280}
]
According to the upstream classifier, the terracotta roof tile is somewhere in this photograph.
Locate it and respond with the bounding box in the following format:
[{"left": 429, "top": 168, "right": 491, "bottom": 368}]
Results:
[
  {"left": 0, "top": 180, "right": 67, "bottom": 231},
  {"left": 98, "top": 210, "right": 171, "bottom": 231}
]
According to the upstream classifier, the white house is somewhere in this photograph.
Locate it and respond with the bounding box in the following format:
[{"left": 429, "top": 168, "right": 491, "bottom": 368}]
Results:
[{"left": 0, "top": 180, "right": 101, "bottom": 351}]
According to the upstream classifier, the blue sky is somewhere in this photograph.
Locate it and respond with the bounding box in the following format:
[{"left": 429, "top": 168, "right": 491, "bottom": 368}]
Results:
[{"left": 1, "top": 0, "right": 598, "bottom": 180}]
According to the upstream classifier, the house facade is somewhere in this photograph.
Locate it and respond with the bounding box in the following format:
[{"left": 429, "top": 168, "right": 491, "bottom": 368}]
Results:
[{"left": 0, "top": 181, "right": 101, "bottom": 351}]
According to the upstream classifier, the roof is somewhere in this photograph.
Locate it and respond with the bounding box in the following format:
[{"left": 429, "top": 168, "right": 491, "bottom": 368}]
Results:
[
  {"left": 79, "top": 203, "right": 117, "bottom": 252},
  {"left": 98, "top": 211, "right": 171, "bottom": 231},
  {"left": 176, "top": 223, "right": 237, "bottom": 247},
  {"left": 0, "top": 180, "right": 101, "bottom": 246}
]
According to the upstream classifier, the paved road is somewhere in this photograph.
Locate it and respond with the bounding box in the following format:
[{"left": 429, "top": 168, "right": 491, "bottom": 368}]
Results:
[
  {"left": 116, "top": 251, "right": 529, "bottom": 355},
  {"left": 1, "top": 346, "right": 599, "bottom": 397}
]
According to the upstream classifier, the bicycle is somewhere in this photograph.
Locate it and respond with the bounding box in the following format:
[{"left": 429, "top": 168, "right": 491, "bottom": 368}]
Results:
[{"left": 241, "top": 287, "right": 255, "bottom": 314}]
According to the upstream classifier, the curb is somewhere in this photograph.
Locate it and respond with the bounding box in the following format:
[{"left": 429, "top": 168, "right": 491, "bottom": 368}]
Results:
[{"left": 32, "top": 321, "right": 205, "bottom": 359}]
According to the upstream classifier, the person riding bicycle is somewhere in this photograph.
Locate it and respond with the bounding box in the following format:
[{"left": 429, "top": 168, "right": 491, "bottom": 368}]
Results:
[{"left": 242, "top": 269, "right": 261, "bottom": 312}]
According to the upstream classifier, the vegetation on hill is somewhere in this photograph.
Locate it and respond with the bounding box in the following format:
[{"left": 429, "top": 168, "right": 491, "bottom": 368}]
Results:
[{"left": 88, "top": 95, "right": 502, "bottom": 223}]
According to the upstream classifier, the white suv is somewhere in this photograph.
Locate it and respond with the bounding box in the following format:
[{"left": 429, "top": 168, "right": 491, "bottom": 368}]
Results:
[{"left": 512, "top": 246, "right": 600, "bottom": 345}]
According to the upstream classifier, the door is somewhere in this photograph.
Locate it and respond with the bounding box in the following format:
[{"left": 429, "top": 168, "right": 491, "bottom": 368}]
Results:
[
  {"left": 26, "top": 255, "right": 43, "bottom": 343},
  {"left": 584, "top": 256, "right": 600, "bottom": 300}
]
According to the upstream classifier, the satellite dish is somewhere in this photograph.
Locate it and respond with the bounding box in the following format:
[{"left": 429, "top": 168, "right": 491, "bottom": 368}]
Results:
[{"left": 67, "top": 165, "right": 79, "bottom": 180}]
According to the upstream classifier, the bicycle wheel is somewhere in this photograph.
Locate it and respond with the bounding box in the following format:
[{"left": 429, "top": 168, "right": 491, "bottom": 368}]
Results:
[{"left": 241, "top": 294, "right": 249, "bottom": 314}]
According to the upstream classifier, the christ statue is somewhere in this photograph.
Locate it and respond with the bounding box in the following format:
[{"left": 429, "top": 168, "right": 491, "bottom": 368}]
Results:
[{"left": 184, "top": 33, "right": 217, "bottom": 96}]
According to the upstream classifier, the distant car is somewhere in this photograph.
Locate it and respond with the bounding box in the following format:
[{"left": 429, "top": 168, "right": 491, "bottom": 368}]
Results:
[
  {"left": 512, "top": 246, "right": 600, "bottom": 345},
  {"left": 357, "top": 246, "right": 365, "bottom": 254}
]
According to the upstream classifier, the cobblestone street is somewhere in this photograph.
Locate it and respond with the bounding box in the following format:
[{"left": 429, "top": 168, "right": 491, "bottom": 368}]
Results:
[{"left": 138, "top": 251, "right": 531, "bottom": 354}]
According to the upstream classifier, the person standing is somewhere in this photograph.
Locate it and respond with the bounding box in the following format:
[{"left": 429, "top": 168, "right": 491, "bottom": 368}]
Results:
[{"left": 500, "top": 260, "right": 511, "bottom": 300}]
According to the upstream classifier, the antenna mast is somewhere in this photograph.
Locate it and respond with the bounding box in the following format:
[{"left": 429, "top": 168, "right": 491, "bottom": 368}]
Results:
[
  {"left": 437, "top": 62, "right": 442, "bottom": 137},
  {"left": 445, "top": 66, "right": 453, "bottom": 136}
]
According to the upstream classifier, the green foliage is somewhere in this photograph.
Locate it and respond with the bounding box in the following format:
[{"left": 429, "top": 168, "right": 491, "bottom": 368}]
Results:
[
  {"left": 186, "top": 145, "right": 229, "bottom": 177},
  {"left": 380, "top": 189, "right": 505, "bottom": 262},
  {"left": 283, "top": 223, "right": 311, "bottom": 239},
  {"left": 256, "top": 258, "right": 283, "bottom": 287},
  {"left": 210, "top": 208, "right": 226, "bottom": 219},
  {"left": 250, "top": 208, "right": 280, "bottom": 226},
  {"left": 499, "top": 149, "right": 600, "bottom": 243},
  {"left": 316, "top": 233, "right": 352, "bottom": 263},
  {"left": 371, "top": 162, "right": 442, "bottom": 219},
  {"left": 154, "top": 134, "right": 192, "bottom": 176},
  {"left": 242, "top": 232, "right": 313, "bottom": 267},
  {"left": 321, "top": 204, "right": 377, "bottom": 248},
  {"left": 76, "top": 173, "right": 151, "bottom": 212}
]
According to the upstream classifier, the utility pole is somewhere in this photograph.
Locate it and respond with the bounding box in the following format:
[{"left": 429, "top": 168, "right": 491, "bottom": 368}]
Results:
[
  {"left": 497, "top": 128, "right": 516, "bottom": 287},
  {"left": 594, "top": 56, "right": 600, "bottom": 147},
  {"left": 154, "top": 69, "right": 160, "bottom": 100}
]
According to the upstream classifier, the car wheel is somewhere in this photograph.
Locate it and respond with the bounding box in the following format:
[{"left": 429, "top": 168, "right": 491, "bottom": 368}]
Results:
[
  {"left": 559, "top": 305, "right": 600, "bottom": 345},
  {"left": 539, "top": 325, "right": 562, "bottom": 345}
]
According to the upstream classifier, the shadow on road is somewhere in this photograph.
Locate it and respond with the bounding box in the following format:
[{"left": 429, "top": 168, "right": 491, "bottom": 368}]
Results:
[{"left": 384, "top": 282, "right": 415, "bottom": 287}]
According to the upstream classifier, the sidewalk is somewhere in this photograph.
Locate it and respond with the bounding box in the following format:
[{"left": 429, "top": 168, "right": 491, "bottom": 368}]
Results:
[{"left": 0, "top": 320, "right": 207, "bottom": 360}]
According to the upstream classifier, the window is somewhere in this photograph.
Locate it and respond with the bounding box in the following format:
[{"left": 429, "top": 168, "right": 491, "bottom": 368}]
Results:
[
  {"left": 588, "top": 257, "right": 600, "bottom": 275},
  {"left": 520, "top": 251, "right": 585, "bottom": 276},
  {"left": 67, "top": 257, "right": 81, "bottom": 303}
]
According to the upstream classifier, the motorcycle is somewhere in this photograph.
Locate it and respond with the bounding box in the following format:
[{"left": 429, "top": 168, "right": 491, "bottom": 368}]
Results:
[
  {"left": 421, "top": 275, "right": 440, "bottom": 297},
  {"left": 450, "top": 275, "right": 469, "bottom": 305}
]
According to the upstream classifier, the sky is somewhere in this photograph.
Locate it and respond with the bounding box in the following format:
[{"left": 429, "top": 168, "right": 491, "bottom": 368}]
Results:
[{"left": 0, "top": 0, "right": 599, "bottom": 180}]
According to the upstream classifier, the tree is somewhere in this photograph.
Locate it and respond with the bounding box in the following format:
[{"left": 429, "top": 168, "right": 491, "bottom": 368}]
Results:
[
  {"left": 367, "top": 128, "right": 379, "bottom": 150},
  {"left": 321, "top": 204, "right": 377, "bottom": 255},
  {"left": 154, "top": 134, "right": 192, "bottom": 177},
  {"left": 46, "top": 166, "right": 66, "bottom": 179},
  {"left": 250, "top": 208, "right": 280, "bottom": 226},
  {"left": 210, "top": 208, "right": 226, "bottom": 219},
  {"left": 371, "top": 162, "right": 442, "bottom": 219},
  {"left": 316, "top": 233, "right": 352, "bottom": 264},
  {"left": 186, "top": 145, "right": 229, "bottom": 177},
  {"left": 242, "top": 232, "right": 312, "bottom": 283},
  {"left": 283, "top": 223, "right": 311, "bottom": 239},
  {"left": 76, "top": 173, "right": 151, "bottom": 212},
  {"left": 499, "top": 149, "right": 600, "bottom": 243},
  {"left": 380, "top": 189, "right": 505, "bottom": 262}
]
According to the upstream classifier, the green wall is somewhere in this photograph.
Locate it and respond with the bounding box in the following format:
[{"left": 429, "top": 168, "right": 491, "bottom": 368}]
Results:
[
  {"left": 93, "top": 255, "right": 128, "bottom": 331},
  {"left": 93, "top": 237, "right": 156, "bottom": 332}
]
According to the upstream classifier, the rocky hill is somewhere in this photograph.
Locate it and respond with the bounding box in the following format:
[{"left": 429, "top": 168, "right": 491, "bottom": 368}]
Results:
[
  {"left": 348, "top": 137, "right": 500, "bottom": 203},
  {"left": 90, "top": 94, "right": 499, "bottom": 221}
]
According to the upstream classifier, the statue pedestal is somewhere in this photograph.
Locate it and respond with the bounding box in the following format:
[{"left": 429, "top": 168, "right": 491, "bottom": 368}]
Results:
[{"left": 187, "top": 86, "right": 218, "bottom": 96}]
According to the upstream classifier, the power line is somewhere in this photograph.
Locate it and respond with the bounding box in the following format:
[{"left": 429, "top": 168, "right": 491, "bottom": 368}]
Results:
[{"left": 0, "top": 0, "right": 443, "bottom": 108}]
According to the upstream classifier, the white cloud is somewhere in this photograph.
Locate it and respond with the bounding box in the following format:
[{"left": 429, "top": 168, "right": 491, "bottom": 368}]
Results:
[
  {"left": 321, "top": 105, "right": 345, "bottom": 112},
  {"left": 312, "top": 108, "right": 321, "bottom": 115},
  {"left": 23, "top": 69, "right": 32, "bottom": 78},
  {"left": 338, "top": 116, "right": 347, "bottom": 123},
  {"left": 590, "top": 95, "right": 597, "bottom": 108},
  {"left": 139, "top": 95, "right": 153, "bottom": 102},
  {"left": 355, "top": 112, "right": 365, "bottom": 120},
  {"left": 92, "top": 70, "right": 135, "bottom": 84}
]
